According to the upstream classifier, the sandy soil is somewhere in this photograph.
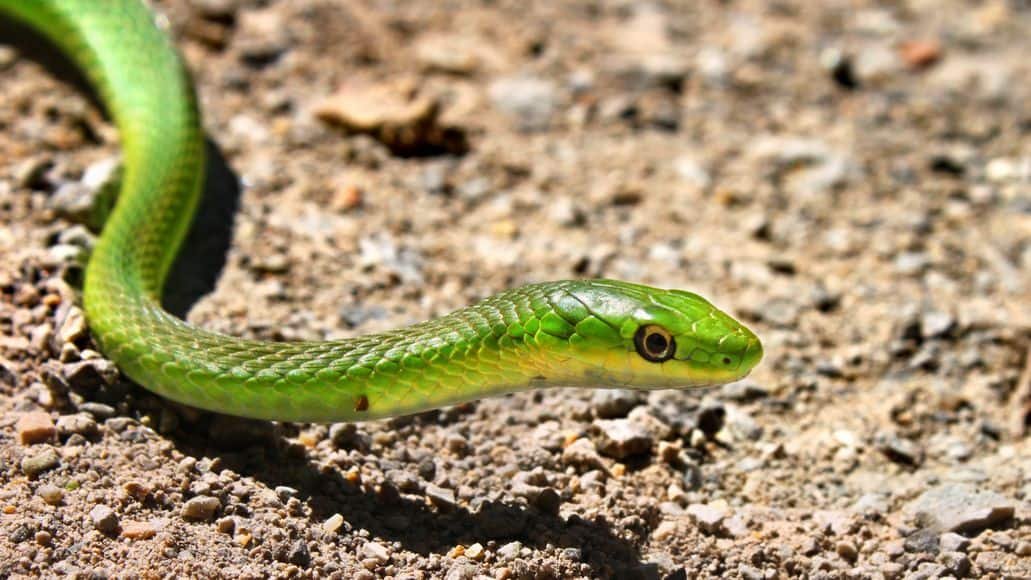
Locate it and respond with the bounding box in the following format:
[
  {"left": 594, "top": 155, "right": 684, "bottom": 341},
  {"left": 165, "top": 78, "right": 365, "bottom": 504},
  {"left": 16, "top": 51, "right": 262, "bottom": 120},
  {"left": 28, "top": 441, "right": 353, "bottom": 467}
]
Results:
[{"left": 1, "top": 0, "right": 1029, "bottom": 578}]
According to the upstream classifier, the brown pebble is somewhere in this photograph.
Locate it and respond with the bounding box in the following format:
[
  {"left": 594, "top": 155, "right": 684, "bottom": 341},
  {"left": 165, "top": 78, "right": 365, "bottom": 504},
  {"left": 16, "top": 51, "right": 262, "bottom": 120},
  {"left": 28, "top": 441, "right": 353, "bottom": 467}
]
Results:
[
  {"left": 333, "top": 184, "right": 363, "bottom": 212},
  {"left": 120, "top": 521, "right": 157, "bottom": 540},
  {"left": 899, "top": 40, "right": 942, "bottom": 69},
  {"left": 17, "top": 411, "right": 56, "bottom": 445}
]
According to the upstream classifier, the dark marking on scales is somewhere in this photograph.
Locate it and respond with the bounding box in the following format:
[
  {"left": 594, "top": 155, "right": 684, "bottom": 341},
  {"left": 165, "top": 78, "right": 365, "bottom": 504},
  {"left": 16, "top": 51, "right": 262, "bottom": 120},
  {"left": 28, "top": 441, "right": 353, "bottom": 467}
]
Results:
[{"left": 354, "top": 394, "right": 369, "bottom": 412}]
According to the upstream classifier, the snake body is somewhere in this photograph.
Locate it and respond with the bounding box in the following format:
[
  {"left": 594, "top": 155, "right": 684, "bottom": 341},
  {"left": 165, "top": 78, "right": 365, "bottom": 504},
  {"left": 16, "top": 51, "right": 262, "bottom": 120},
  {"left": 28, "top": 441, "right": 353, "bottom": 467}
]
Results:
[{"left": 1, "top": 0, "right": 762, "bottom": 422}]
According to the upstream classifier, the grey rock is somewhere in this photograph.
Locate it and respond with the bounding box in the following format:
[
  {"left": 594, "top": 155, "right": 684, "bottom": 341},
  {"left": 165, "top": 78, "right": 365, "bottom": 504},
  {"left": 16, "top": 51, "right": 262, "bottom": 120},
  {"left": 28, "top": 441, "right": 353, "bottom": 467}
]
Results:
[
  {"left": 594, "top": 418, "right": 653, "bottom": 459},
  {"left": 723, "top": 405, "right": 763, "bottom": 442},
  {"left": 497, "top": 541, "right": 523, "bottom": 561},
  {"left": 904, "top": 528, "right": 940, "bottom": 554},
  {"left": 62, "top": 359, "right": 119, "bottom": 389},
  {"left": 275, "top": 539, "right": 310, "bottom": 568},
  {"left": 920, "top": 311, "right": 956, "bottom": 339},
  {"left": 592, "top": 389, "right": 644, "bottom": 418},
  {"left": 561, "top": 437, "right": 607, "bottom": 471},
  {"left": 362, "top": 541, "right": 390, "bottom": 564},
  {"left": 89, "top": 504, "right": 120, "bottom": 534},
  {"left": 905, "top": 483, "right": 1015, "bottom": 533},
  {"left": 424, "top": 483, "right": 456, "bottom": 511},
  {"left": 488, "top": 75, "right": 557, "bottom": 131},
  {"left": 78, "top": 402, "right": 116, "bottom": 420},
  {"left": 21, "top": 448, "right": 60, "bottom": 477},
  {"left": 876, "top": 432, "right": 923, "bottom": 465},
  {"left": 37, "top": 484, "right": 64, "bottom": 505},
  {"left": 939, "top": 551, "right": 971, "bottom": 576},
  {"left": 181, "top": 495, "right": 221, "bottom": 521},
  {"left": 852, "top": 493, "right": 889, "bottom": 515},
  {"left": 939, "top": 532, "right": 970, "bottom": 552},
  {"left": 56, "top": 413, "right": 99, "bottom": 438},
  {"left": 686, "top": 503, "right": 727, "bottom": 535}
]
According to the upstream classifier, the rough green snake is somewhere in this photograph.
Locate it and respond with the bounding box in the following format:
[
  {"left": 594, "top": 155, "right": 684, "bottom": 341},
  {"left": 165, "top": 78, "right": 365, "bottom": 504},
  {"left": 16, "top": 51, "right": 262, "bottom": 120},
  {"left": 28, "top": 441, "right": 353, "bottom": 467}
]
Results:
[{"left": 1, "top": 0, "right": 762, "bottom": 422}]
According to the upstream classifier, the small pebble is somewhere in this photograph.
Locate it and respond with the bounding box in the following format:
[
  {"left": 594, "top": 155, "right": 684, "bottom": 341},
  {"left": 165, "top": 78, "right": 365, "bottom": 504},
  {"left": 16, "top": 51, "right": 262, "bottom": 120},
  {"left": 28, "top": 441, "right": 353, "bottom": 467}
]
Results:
[
  {"left": 877, "top": 432, "right": 923, "bottom": 465},
  {"left": 57, "top": 307, "right": 88, "bottom": 345},
  {"left": 905, "top": 483, "right": 1015, "bottom": 533},
  {"left": 939, "top": 551, "right": 971, "bottom": 576},
  {"left": 17, "top": 412, "right": 56, "bottom": 445},
  {"left": 181, "top": 495, "right": 221, "bottom": 521},
  {"left": 465, "top": 542, "right": 485, "bottom": 561},
  {"left": 488, "top": 75, "right": 557, "bottom": 131},
  {"left": 594, "top": 418, "right": 653, "bottom": 459},
  {"left": 497, "top": 541, "right": 522, "bottom": 561},
  {"left": 425, "top": 484, "right": 456, "bottom": 511},
  {"left": 362, "top": 541, "right": 390, "bottom": 564},
  {"left": 939, "top": 532, "right": 970, "bottom": 552},
  {"left": 561, "top": 438, "right": 607, "bottom": 471},
  {"left": 56, "top": 413, "right": 99, "bottom": 438},
  {"left": 78, "top": 402, "right": 117, "bottom": 420},
  {"left": 62, "top": 359, "right": 119, "bottom": 389},
  {"left": 89, "top": 504, "right": 120, "bottom": 534},
  {"left": 120, "top": 521, "right": 157, "bottom": 540},
  {"left": 591, "top": 389, "right": 644, "bottom": 418},
  {"left": 21, "top": 448, "right": 60, "bottom": 477},
  {"left": 322, "top": 513, "right": 345, "bottom": 535},
  {"left": 37, "top": 484, "right": 65, "bottom": 505},
  {"left": 216, "top": 517, "right": 236, "bottom": 535},
  {"left": 836, "top": 540, "right": 859, "bottom": 563},
  {"left": 686, "top": 502, "right": 728, "bottom": 535}
]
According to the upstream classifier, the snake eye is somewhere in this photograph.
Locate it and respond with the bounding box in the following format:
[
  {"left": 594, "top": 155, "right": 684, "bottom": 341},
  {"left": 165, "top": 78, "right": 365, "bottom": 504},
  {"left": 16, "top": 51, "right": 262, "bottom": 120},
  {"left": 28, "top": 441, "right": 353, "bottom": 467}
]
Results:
[{"left": 634, "top": 325, "right": 675, "bottom": 362}]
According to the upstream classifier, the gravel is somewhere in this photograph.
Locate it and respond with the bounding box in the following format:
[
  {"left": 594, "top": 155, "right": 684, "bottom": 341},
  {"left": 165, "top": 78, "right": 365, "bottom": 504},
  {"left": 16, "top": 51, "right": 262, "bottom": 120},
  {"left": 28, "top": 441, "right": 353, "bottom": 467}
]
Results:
[
  {"left": 0, "top": 0, "right": 1028, "bottom": 577},
  {"left": 905, "top": 483, "right": 1016, "bottom": 534}
]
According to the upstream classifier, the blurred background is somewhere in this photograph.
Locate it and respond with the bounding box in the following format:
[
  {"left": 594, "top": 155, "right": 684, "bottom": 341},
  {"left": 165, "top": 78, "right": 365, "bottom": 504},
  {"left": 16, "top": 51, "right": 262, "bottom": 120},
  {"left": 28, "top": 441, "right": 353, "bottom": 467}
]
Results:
[{"left": 0, "top": 0, "right": 1028, "bottom": 577}]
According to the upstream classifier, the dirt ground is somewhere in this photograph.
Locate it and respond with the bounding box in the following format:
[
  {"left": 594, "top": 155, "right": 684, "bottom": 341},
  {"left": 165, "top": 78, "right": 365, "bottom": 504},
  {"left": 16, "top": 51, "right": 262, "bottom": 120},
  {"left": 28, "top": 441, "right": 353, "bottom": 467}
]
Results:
[{"left": 1, "top": 0, "right": 1029, "bottom": 578}]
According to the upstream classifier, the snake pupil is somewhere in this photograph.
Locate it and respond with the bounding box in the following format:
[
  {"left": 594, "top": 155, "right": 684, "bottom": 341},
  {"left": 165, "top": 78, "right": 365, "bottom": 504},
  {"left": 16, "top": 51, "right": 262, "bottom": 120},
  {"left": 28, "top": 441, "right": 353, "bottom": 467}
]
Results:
[
  {"left": 634, "top": 325, "right": 675, "bottom": 362},
  {"left": 646, "top": 333, "right": 667, "bottom": 354}
]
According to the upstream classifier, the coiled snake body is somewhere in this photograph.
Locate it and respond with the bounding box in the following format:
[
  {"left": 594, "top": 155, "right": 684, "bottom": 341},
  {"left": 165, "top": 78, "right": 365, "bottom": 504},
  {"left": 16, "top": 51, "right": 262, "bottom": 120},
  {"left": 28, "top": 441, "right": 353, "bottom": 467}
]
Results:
[{"left": 1, "top": 0, "right": 762, "bottom": 422}]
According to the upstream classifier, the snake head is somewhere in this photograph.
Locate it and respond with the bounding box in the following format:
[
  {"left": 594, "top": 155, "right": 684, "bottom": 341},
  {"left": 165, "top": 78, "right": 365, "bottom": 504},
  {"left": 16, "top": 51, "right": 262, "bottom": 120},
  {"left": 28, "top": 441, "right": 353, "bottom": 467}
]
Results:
[{"left": 548, "top": 280, "right": 763, "bottom": 389}]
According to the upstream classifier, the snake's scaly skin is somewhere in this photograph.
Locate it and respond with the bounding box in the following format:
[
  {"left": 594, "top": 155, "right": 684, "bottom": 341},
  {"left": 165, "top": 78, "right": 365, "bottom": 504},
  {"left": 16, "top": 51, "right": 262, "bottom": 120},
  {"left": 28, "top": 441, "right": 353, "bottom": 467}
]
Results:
[{"left": 1, "top": 0, "right": 762, "bottom": 422}]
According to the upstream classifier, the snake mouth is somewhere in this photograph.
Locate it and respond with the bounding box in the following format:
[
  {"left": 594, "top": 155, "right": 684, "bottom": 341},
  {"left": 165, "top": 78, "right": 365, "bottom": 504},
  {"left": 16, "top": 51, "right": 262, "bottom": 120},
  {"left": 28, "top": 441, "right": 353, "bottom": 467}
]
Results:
[{"left": 739, "top": 337, "right": 764, "bottom": 374}]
